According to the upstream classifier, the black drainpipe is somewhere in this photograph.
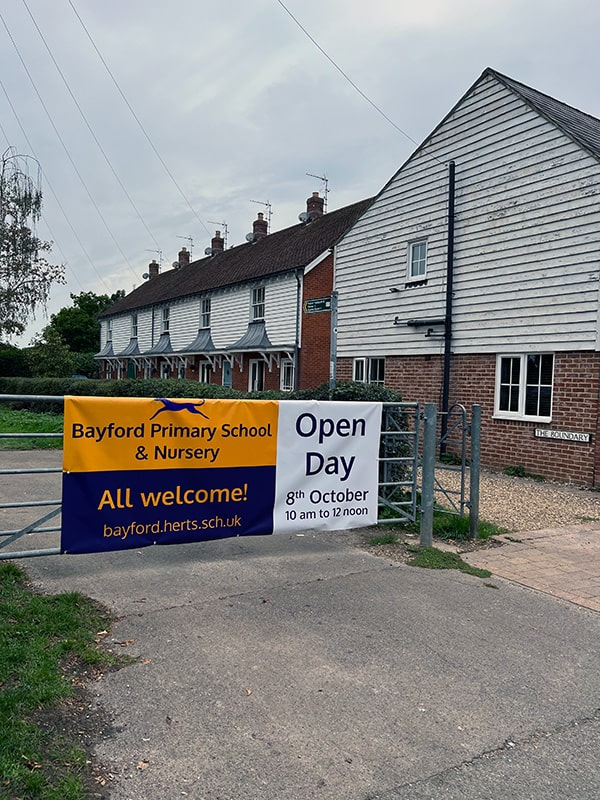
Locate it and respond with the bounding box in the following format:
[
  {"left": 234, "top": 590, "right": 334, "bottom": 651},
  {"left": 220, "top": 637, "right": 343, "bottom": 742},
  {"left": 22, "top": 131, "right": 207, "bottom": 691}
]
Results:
[{"left": 440, "top": 160, "right": 456, "bottom": 455}]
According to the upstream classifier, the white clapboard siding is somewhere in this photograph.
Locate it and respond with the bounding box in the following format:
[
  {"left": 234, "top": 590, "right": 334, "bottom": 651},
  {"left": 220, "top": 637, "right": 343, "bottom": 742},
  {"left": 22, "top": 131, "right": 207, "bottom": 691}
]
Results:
[
  {"left": 109, "top": 316, "right": 131, "bottom": 353},
  {"left": 336, "top": 72, "right": 600, "bottom": 358},
  {"left": 263, "top": 273, "right": 298, "bottom": 343},
  {"left": 136, "top": 309, "right": 153, "bottom": 352},
  {"left": 210, "top": 288, "right": 251, "bottom": 349},
  {"left": 169, "top": 298, "right": 201, "bottom": 350}
]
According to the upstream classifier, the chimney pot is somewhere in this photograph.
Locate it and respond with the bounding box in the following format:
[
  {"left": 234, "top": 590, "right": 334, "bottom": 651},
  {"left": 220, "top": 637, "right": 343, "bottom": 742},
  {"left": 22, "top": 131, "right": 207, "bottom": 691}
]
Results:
[
  {"left": 253, "top": 212, "right": 268, "bottom": 240},
  {"left": 211, "top": 230, "right": 225, "bottom": 253},
  {"left": 178, "top": 246, "right": 190, "bottom": 267},
  {"left": 148, "top": 259, "right": 159, "bottom": 279},
  {"left": 306, "top": 191, "right": 325, "bottom": 219}
]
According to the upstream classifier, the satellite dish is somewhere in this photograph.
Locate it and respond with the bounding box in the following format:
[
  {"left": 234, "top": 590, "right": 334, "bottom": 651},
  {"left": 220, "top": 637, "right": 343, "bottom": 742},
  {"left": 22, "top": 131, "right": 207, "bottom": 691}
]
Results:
[
  {"left": 142, "top": 272, "right": 150, "bottom": 279},
  {"left": 245, "top": 232, "right": 255, "bottom": 243},
  {"left": 204, "top": 247, "right": 213, "bottom": 256},
  {"left": 172, "top": 260, "right": 181, "bottom": 269},
  {"left": 298, "top": 211, "right": 309, "bottom": 223}
]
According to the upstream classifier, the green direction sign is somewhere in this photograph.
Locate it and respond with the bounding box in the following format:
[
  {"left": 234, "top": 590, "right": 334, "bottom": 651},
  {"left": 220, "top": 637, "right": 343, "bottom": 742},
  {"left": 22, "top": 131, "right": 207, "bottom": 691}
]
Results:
[{"left": 304, "top": 296, "right": 332, "bottom": 313}]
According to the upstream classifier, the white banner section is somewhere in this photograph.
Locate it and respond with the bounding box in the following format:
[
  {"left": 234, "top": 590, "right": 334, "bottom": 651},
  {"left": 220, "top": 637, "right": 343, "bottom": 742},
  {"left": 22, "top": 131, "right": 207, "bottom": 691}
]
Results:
[{"left": 273, "top": 401, "right": 382, "bottom": 533}]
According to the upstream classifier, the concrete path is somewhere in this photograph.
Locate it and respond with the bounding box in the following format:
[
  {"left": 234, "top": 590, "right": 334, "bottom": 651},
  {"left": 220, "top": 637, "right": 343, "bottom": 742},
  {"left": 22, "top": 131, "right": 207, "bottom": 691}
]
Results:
[{"left": 3, "top": 451, "right": 600, "bottom": 798}]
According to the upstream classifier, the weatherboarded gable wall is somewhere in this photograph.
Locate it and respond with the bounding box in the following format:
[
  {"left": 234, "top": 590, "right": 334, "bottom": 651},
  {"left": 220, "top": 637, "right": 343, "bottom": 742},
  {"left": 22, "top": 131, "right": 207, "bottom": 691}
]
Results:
[
  {"left": 336, "top": 72, "right": 600, "bottom": 360},
  {"left": 335, "top": 71, "right": 600, "bottom": 485}
]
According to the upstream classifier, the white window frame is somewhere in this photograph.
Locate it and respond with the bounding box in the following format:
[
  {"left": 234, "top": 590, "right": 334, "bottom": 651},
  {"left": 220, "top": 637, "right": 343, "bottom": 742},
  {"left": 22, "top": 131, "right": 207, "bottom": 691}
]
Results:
[
  {"left": 161, "top": 306, "right": 170, "bottom": 333},
  {"left": 280, "top": 359, "right": 294, "bottom": 392},
  {"left": 251, "top": 286, "right": 265, "bottom": 321},
  {"left": 106, "top": 318, "right": 113, "bottom": 343},
  {"left": 249, "top": 359, "right": 265, "bottom": 392},
  {"left": 131, "top": 313, "right": 138, "bottom": 339},
  {"left": 198, "top": 362, "right": 212, "bottom": 384},
  {"left": 160, "top": 361, "right": 170, "bottom": 379},
  {"left": 407, "top": 239, "right": 427, "bottom": 280},
  {"left": 494, "top": 353, "right": 554, "bottom": 422},
  {"left": 200, "top": 297, "right": 211, "bottom": 329},
  {"left": 353, "top": 357, "right": 384, "bottom": 385}
]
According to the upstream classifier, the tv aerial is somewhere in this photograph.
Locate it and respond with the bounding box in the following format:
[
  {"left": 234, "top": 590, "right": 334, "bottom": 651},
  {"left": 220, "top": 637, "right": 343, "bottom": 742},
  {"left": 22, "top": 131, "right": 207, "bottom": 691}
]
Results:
[
  {"left": 306, "top": 172, "right": 329, "bottom": 211},
  {"left": 250, "top": 199, "right": 272, "bottom": 232}
]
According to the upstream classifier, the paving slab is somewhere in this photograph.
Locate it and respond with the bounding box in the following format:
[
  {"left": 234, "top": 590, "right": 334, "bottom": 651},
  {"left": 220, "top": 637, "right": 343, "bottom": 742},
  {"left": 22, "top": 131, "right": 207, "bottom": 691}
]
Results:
[{"left": 463, "top": 524, "right": 600, "bottom": 612}]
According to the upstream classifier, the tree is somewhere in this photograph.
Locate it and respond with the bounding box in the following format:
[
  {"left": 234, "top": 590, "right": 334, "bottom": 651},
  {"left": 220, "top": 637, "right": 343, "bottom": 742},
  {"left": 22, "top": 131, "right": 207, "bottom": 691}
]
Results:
[
  {"left": 46, "top": 290, "right": 124, "bottom": 353},
  {"left": 26, "top": 327, "right": 75, "bottom": 377},
  {"left": 0, "top": 147, "right": 64, "bottom": 340}
]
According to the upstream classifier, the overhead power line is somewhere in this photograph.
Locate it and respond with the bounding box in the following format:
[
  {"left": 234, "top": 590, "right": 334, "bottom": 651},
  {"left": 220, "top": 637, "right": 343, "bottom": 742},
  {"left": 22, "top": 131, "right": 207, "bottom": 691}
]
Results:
[
  {"left": 275, "top": 0, "right": 444, "bottom": 167},
  {"left": 0, "top": 75, "right": 112, "bottom": 295},
  {"left": 0, "top": 10, "right": 140, "bottom": 282},
  {"left": 21, "top": 0, "right": 163, "bottom": 254},
  {"left": 67, "top": 0, "right": 212, "bottom": 241}
]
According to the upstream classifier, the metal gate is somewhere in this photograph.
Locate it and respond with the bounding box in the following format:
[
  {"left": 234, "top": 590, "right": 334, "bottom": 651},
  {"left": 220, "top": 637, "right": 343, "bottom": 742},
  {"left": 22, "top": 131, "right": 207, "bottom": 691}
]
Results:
[{"left": 0, "top": 395, "right": 479, "bottom": 560}]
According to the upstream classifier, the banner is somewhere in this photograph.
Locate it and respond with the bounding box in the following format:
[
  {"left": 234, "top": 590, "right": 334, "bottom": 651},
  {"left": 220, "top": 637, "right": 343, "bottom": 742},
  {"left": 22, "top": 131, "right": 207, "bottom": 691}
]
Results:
[{"left": 61, "top": 397, "right": 382, "bottom": 554}]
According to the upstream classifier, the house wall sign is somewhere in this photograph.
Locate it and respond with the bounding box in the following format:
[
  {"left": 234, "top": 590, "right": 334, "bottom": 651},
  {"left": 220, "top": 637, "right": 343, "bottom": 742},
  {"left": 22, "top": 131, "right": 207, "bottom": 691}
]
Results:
[
  {"left": 534, "top": 429, "right": 591, "bottom": 443},
  {"left": 304, "top": 296, "right": 331, "bottom": 313}
]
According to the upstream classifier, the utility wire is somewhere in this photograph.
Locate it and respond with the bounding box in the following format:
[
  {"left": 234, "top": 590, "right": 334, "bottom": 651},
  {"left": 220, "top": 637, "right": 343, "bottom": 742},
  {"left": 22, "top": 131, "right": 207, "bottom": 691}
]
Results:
[
  {"left": 0, "top": 10, "right": 140, "bottom": 282},
  {"left": 67, "top": 0, "right": 212, "bottom": 240},
  {"left": 0, "top": 75, "right": 112, "bottom": 295},
  {"left": 21, "top": 0, "right": 163, "bottom": 254},
  {"left": 275, "top": 0, "right": 444, "bottom": 166}
]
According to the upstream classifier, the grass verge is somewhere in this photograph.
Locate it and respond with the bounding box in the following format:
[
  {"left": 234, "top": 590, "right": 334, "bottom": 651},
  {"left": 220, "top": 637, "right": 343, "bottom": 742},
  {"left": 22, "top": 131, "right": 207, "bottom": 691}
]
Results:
[
  {"left": 0, "top": 562, "right": 128, "bottom": 799},
  {"left": 0, "top": 409, "right": 63, "bottom": 450},
  {"left": 405, "top": 545, "right": 491, "bottom": 577}
]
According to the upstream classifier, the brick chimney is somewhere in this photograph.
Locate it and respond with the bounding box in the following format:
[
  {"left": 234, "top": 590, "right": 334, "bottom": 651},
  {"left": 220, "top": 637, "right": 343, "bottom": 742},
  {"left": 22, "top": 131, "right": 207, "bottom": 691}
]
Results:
[
  {"left": 148, "top": 259, "right": 159, "bottom": 279},
  {"left": 211, "top": 231, "right": 224, "bottom": 254},
  {"left": 253, "top": 212, "right": 268, "bottom": 240},
  {"left": 178, "top": 247, "right": 190, "bottom": 267},
  {"left": 307, "top": 191, "right": 325, "bottom": 219}
]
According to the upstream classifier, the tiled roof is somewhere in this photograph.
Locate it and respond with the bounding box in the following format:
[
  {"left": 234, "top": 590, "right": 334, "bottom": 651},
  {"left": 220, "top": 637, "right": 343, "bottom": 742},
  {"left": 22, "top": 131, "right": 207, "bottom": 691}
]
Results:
[
  {"left": 489, "top": 69, "right": 600, "bottom": 160},
  {"left": 101, "top": 197, "right": 373, "bottom": 318}
]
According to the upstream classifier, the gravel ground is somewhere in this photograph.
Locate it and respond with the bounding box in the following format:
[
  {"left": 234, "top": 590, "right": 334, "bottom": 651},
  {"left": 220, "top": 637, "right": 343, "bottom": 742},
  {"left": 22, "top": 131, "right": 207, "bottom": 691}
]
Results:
[{"left": 437, "top": 467, "right": 600, "bottom": 532}]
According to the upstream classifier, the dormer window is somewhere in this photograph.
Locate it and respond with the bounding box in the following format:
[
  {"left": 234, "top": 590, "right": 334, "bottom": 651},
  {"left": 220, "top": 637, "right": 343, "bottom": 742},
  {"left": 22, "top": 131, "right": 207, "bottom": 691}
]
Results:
[{"left": 251, "top": 286, "right": 265, "bottom": 321}]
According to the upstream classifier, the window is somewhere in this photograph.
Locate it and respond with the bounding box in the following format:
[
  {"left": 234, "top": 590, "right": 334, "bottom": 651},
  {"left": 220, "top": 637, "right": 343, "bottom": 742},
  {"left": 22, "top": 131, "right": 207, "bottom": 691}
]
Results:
[
  {"left": 280, "top": 360, "right": 294, "bottom": 392},
  {"left": 131, "top": 313, "right": 138, "bottom": 339},
  {"left": 353, "top": 357, "right": 385, "bottom": 385},
  {"left": 177, "top": 363, "right": 186, "bottom": 380},
  {"left": 495, "top": 354, "right": 554, "bottom": 420},
  {"left": 199, "top": 362, "right": 212, "bottom": 384},
  {"left": 106, "top": 319, "right": 113, "bottom": 342},
  {"left": 222, "top": 361, "right": 232, "bottom": 388},
  {"left": 408, "top": 240, "right": 427, "bottom": 280},
  {"left": 251, "top": 286, "right": 265, "bottom": 320},
  {"left": 160, "top": 361, "right": 170, "bottom": 379},
  {"left": 161, "top": 307, "right": 170, "bottom": 333},
  {"left": 249, "top": 359, "right": 265, "bottom": 392},
  {"left": 200, "top": 297, "right": 211, "bottom": 329}
]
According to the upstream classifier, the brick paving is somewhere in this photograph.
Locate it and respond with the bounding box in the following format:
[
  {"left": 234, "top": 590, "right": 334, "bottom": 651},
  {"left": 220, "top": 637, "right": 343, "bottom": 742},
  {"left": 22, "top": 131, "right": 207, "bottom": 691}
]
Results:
[{"left": 462, "top": 523, "right": 600, "bottom": 612}]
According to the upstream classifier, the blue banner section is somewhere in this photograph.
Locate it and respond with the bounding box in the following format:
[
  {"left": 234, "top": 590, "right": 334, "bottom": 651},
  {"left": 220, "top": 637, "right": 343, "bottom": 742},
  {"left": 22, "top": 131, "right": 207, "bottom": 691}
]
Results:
[{"left": 61, "top": 465, "right": 276, "bottom": 554}]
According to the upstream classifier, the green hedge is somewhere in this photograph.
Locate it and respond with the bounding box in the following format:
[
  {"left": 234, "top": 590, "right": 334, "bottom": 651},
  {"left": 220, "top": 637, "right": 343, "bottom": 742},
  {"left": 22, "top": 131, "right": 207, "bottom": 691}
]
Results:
[{"left": 0, "top": 377, "right": 404, "bottom": 408}]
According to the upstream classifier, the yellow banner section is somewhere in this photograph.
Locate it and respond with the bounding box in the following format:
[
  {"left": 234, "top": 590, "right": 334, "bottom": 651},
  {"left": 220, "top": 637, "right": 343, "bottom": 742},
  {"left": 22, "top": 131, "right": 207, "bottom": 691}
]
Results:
[{"left": 63, "top": 396, "right": 279, "bottom": 473}]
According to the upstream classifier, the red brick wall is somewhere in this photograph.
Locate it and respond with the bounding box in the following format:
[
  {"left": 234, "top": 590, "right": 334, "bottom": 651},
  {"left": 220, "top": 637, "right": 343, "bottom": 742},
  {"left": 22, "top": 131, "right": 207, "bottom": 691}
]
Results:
[
  {"left": 299, "top": 256, "right": 333, "bottom": 389},
  {"left": 338, "top": 351, "right": 600, "bottom": 487}
]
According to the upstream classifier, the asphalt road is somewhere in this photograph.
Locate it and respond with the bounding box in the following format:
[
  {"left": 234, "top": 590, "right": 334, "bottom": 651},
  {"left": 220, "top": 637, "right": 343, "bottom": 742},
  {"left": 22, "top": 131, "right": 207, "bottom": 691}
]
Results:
[{"left": 4, "top": 451, "right": 600, "bottom": 799}]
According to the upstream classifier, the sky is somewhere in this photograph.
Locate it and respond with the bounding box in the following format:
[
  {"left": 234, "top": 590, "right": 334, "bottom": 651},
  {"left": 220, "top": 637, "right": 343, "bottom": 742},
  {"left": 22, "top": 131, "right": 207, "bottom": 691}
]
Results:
[{"left": 2, "top": 0, "right": 600, "bottom": 346}]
